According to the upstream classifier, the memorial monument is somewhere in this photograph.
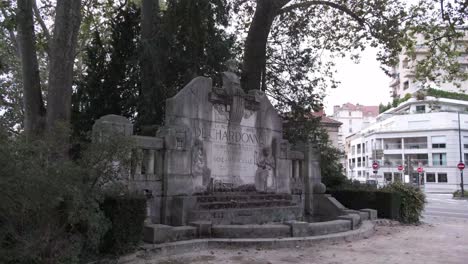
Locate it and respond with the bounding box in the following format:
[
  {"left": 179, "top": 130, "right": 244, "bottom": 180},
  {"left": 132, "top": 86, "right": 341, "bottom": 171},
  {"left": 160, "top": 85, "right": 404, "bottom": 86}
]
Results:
[{"left": 93, "top": 70, "right": 375, "bottom": 243}]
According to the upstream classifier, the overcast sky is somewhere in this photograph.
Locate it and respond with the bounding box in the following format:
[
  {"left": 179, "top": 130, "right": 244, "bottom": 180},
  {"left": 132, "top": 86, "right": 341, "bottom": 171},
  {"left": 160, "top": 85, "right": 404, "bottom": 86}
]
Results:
[{"left": 323, "top": 47, "right": 392, "bottom": 115}]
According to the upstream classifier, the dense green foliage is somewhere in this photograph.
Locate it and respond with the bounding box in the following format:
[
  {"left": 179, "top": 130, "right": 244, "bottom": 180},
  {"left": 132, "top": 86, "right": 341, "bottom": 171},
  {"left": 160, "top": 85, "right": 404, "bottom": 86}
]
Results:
[
  {"left": 283, "top": 113, "right": 347, "bottom": 189},
  {"left": 328, "top": 189, "right": 401, "bottom": 220},
  {"left": 452, "top": 190, "right": 468, "bottom": 198},
  {"left": 100, "top": 196, "right": 147, "bottom": 254},
  {"left": 72, "top": 4, "right": 141, "bottom": 141},
  {"left": 382, "top": 182, "right": 426, "bottom": 224},
  {"left": 0, "top": 127, "right": 137, "bottom": 263},
  {"left": 427, "top": 88, "right": 468, "bottom": 102},
  {"left": 379, "top": 93, "right": 412, "bottom": 113}
]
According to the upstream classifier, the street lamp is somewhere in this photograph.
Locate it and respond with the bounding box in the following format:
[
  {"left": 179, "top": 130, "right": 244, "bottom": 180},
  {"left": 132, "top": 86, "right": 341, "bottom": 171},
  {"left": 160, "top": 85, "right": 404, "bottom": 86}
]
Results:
[{"left": 457, "top": 112, "right": 465, "bottom": 197}]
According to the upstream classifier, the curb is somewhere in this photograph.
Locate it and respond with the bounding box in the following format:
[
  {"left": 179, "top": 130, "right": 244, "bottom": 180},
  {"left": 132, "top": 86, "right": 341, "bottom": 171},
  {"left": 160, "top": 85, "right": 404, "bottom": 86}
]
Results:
[{"left": 119, "top": 221, "right": 376, "bottom": 263}]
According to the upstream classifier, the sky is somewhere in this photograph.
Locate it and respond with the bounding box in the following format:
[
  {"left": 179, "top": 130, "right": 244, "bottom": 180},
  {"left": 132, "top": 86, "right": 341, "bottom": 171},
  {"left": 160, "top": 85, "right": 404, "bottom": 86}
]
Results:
[{"left": 323, "top": 47, "right": 392, "bottom": 115}]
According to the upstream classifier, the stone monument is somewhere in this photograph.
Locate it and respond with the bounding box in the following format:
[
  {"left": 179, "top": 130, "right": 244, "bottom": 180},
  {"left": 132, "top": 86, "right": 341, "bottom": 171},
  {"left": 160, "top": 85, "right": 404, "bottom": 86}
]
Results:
[{"left": 92, "top": 70, "right": 363, "bottom": 231}]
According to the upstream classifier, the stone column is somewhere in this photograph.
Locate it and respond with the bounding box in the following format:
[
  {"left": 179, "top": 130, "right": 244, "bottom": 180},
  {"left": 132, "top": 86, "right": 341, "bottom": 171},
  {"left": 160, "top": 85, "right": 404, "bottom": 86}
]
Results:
[
  {"left": 135, "top": 149, "right": 143, "bottom": 179},
  {"left": 147, "top": 149, "right": 155, "bottom": 179},
  {"left": 294, "top": 160, "right": 301, "bottom": 180}
]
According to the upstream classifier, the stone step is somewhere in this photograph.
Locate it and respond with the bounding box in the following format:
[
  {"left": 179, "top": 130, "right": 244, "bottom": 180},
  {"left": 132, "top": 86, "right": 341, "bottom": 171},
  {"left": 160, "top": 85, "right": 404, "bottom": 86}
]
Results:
[
  {"left": 197, "top": 199, "right": 295, "bottom": 210},
  {"left": 196, "top": 193, "right": 293, "bottom": 203},
  {"left": 143, "top": 224, "right": 197, "bottom": 244},
  {"left": 189, "top": 205, "right": 302, "bottom": 225}
]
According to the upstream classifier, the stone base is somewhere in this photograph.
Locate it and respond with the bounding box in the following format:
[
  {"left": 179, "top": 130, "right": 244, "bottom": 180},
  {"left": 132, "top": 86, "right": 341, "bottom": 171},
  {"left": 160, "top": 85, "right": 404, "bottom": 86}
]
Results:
[
  {"left": 360, "top": 209, "right": 378, "bottom": 220},
  {"left": 189, "top": 206, "right": 302, "bottom": 225},
  {"left": 212, "top": 224, "right": 291, "bottom": 238},
  {"left": 338, "top": 214, "right": 362, "bottom": 230},
  {"left": 143, "top": 224, "right": 197, "bottom": 243}
]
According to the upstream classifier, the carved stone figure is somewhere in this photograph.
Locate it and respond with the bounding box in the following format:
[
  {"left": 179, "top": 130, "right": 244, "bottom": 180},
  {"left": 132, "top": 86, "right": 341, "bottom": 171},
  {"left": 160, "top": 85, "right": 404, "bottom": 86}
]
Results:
[
  {"left": 192, "top": 139, "right": 211, "bottom": 191},
  {"left": 255, "top": 147, "right": 276, "bottom": 192}
]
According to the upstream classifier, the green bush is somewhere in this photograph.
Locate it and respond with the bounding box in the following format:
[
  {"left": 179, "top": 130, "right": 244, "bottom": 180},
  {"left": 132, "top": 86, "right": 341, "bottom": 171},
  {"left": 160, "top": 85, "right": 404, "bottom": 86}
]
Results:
[
  {"left": 100, "top": 195, "right": 147, "bottom": 254},
  {"left": 452, "top": 190, "right": 468, "bottom": 198},
  {"left": 0, "top": 128, "right": 134, "bottom": 264},
  {"left": 328, "top": 189, "right": 401, "bottom": 219},
  {"left": 382, "top": 182, "right": 426, "bottom": 224}
]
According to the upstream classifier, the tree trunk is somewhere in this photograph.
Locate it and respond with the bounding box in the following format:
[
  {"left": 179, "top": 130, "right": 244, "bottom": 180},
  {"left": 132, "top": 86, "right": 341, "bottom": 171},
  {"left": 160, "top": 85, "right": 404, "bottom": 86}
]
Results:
[
  {"left": 17, "top": 0, "right": 46, "bottom": 136},
  {"left": 138, "top": 0, "right": 160, "bottom": 132},
  {"left": 241, "top": 0, "right": 289, "bottom": 91},
  {"left": 46, "top": 0, "right": 82, "bottom": 133}
]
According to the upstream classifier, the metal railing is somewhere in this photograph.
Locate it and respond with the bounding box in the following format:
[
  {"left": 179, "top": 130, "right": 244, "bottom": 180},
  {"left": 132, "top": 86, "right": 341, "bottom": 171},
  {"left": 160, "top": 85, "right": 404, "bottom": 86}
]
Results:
[
  {"left": 384, "top": 143, "right": 402, "bottom": 150},
  {"left": 405, "top": 142, "right": 427, "bottom": 149}
]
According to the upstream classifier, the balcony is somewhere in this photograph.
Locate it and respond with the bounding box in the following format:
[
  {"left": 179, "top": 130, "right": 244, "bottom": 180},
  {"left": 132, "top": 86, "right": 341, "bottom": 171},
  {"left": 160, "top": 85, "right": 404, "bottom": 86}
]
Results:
[
  {"left": 384, "top": 159, "right": 403, "bottom": 167},
  {"left": 409, "top": 159, "right": 429, "bottom": 167},
  {"left": 405, "top": 142, "right": 427, "bottom": 149},
  {"left": 384, "top": 143, "right": 402, "bottom": 150},
  {"left": 402, "top": 68, "right": 415, "bottom": 78}
]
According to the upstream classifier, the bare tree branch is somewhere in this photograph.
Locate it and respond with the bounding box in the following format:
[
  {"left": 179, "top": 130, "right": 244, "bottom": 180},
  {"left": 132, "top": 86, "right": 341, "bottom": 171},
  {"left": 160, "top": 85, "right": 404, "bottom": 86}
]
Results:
[
  {"left": 32, "top": 0, "right": 51, "bottom": 49},
  {"left": 278, "top": 0, "right": 366, "bottom": 27}
]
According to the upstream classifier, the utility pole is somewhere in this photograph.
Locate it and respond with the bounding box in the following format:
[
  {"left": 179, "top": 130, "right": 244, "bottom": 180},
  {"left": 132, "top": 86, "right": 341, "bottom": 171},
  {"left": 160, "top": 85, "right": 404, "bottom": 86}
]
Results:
[{"left": 458, "top": 112, "right": 465, "bottom": 197}]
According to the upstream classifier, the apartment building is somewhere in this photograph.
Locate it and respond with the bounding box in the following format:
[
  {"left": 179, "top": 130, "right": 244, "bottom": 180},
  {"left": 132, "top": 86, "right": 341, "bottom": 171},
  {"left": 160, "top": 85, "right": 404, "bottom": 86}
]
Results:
[
  {"left": 346, "top": 96, "right": 468, "bottom": 193},
  {"left": 332, "top": 103, "right": 379, "bottom": 150},
  {"left": 389, "top": 31, "right": 468, "bottom": 99}
]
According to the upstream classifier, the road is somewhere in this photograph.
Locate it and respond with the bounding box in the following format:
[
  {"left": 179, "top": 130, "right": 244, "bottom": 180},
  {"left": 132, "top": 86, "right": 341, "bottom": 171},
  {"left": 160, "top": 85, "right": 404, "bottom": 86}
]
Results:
[{"left": 423, "top": 193, "right": 468, "bottom": 222}]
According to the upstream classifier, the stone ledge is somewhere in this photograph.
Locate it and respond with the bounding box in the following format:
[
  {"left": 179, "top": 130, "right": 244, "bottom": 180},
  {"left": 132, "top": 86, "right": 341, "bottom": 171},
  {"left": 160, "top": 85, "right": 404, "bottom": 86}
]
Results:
[
  {"left": 212, "top": 224, "right": 291, "bottom": 238},
  {"left": 123, "top": 221, "right": 375, "bottom": 262}
]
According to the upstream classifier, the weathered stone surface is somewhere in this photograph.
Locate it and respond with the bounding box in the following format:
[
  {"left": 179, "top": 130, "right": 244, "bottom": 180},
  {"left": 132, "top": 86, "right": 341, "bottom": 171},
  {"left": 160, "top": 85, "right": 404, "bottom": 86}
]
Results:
[
  {"left": 189, "top": 206, "right": 302, "bottom": 225},
  {"left": 189, "top": 221, "right": 212, "bottom": 238},
  {"left": 172, "top": 226, "right": 197, "bottom": 241},
  {"left": 286, "top": 221, "right": 309, "bottom": 237},
  {"left": 338, "top": 213, "right": 362, "bottom": 230},
  {"left": 212, "top": 224, "right": 290, "bottom": 238},
  {"left": 163, "top": 74, "right": 288, "bottom": 195},
  {"left": 143, "top": 224, "right": 173, "bottom": 243},
  {"left": 360, "top": 209, "right": 378, "bottom": 220},
  {"left": 307, "top": 220, "right": 351, "bottom": 236}
]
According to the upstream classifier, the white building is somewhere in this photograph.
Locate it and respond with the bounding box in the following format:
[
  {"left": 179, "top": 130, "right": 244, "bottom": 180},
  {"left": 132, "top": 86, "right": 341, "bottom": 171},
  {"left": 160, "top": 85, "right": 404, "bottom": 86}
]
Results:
[
  {"left": 346, "top": 96, "right": 468, "bottom": 193},
  {"left": 389, "top": 31, "right": 468, "bottom": 98},
  {"left": 332, "top": 103, "right": 379, "bottom": 150}
]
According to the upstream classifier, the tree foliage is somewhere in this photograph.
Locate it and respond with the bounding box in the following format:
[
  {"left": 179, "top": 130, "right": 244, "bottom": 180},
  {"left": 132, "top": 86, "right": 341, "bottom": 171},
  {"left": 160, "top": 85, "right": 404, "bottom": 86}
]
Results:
[
  {"left": 72, "top": 3, "right": 141, "bottom": 141},
  {"left": 0, "top": 127, "right": 135, "bottom": 263}
]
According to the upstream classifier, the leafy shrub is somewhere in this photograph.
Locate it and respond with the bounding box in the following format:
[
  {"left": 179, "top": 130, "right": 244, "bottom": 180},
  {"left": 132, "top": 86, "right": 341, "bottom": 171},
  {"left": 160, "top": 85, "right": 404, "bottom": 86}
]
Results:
[
  {"left": 452, "top": 190, "right": 468, "bottom": 198},
  {"left": 0, "top": 128, "right": 134, "bottom": 264},
  {"left": 382, "top": 182, "right": 426, "bottom": 224},
  {"left": 100, "top": 195, "right": 147, "bottom": 254}
]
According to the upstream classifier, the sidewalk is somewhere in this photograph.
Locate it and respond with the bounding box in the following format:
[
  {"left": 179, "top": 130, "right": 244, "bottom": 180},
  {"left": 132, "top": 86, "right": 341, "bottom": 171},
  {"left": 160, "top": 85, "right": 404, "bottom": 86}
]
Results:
[{"left": 154, "top": 217, "right": 468, "bottom": 264}]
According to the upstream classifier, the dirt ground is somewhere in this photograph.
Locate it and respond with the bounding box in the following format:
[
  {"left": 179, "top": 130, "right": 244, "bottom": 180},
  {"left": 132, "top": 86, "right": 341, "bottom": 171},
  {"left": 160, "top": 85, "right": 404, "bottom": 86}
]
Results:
[{"left": 152, "top": 216, "right": 468, "bottom": 264}]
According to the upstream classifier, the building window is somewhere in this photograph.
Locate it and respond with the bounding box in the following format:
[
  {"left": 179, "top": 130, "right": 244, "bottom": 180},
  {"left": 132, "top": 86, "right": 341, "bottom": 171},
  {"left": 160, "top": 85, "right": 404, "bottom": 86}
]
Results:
[
  {"left": 358, "top": 171, "right": 362, "bottom": 177},
  {"left": 349, "top": 111, "right": 352, "bottom": 116},
  {"left": 403, "top": 81, "right": 409, "bottom": 90},
  {"left": 432, "top": 136, "right": 446, "bottom": 149},
  {"left": 384, "top": 172, "right": 392, "bottom": 182},
  {"left": 352, "top": 146, "right": 355, "bottom": 154},
  {"left": 362, "top": 143, "right": 366, "bottom": 153},
  {"left": 465, "top": 154, "right": 468, "bottom": 165},
  {"left": 437, "top": 173, "right": 448, "bottom": 183},
  {"left": 415, "top": 105, "right": 425, "bottom": 113},
  {"left": 464, "top": 136, "right": 468, "bottom": 148},
  {"left": 432, "top": 153, "right": 447, "bottom": 166},
  {"left": 426, "top": 173, "right": 436, "bottom": 183},
  {"left": 349, "top": 128, "right": 353, "bottom": 133}
]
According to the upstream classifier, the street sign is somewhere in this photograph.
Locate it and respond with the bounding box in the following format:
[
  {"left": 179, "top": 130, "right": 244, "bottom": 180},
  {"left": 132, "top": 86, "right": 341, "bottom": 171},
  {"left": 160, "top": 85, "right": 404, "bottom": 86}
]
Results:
[
  {"left": 457, "top": 162, "right": 465, "bottom": 170},
  {"left": 397, "top": 165, "right": 404, "bottom": 171},
  {"left": 417, "top": 167, "right": 423, "bottom": 173},
  {"left": 372, "top": 162, "right": 379, "bottom": 170}
]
